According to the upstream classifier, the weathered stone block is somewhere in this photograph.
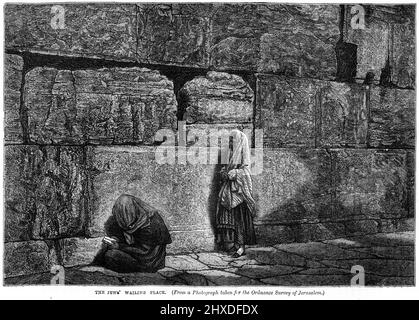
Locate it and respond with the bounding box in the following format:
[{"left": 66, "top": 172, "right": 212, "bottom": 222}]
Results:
[
  {"left": 24, "top": 67, "right": 177, "bottom": 144},
  {"left": 4, "top": 146, "right": 87, "bottom": 241},
  {"left": 4, "top": 241, "right": 58, "bottom": 277},
  {"left": 344, "top": 220, "right": 379, "bottom": 236},
  {"left": 318, "top": 82, "right": 368, "bottom": 147},
  {"left": 257, "top": 76, "right": 369, "bottom": 148},
  {"left": 88, "top": 146, "right": 217, "bottom": 252},
  {"left": 368, "top": 86, "right": 415, "bottom": 148},
  {"left": 211, "top": 4, "right": 340, "bottom": 79},
  {"left": 253, "top": 149, "right": 332, "bottom": 225},
  {"left": 392, "top": 19, "right": 415, "bottom": 88},
  {"left": 292, "top": 223, "right": 346, "bottom": 243},
  {"left": 332, "top": 149, "right": 409, "bottom": 220},
  {"left": 179, "top": 72, "right": 253, "bottom": 124},
  {"left": 137, "top": 3, "right": 211, "bottom": 68},
  {"left": 256, "top": 76, "right": 317, "bottom": 147},
  {"left": 254, "top": 224, "right": 295, "bottom": 245},
  {"left": 5, "top": 4, "right": 136, "bottom": 60},
  {"left": 379, "top": 218, "right": 414, "bottom": 233},
  {"left": 4, "top": 54, "right": 24, "bottom": 144},
  {"left": 63, "top": 237, "right": 102, "bottom": 267}
]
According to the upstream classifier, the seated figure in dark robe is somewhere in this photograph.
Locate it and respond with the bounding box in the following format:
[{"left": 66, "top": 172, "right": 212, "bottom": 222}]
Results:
[{"left": 92, "top": 194, "right": 172, "bottom": 273}]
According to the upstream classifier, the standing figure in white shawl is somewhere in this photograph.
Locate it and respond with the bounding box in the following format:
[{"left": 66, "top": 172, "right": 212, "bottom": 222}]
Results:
[{"left": 216, "top": 129, "right": 256, "bottom": 258}]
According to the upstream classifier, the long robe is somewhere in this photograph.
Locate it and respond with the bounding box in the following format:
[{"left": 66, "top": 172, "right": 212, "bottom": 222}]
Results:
[
  {"left": 93, "top": 194, "right": 172, "bottom": 273},
  {"left": 216, "top": 130, "right": 256, "bottom": 249}
]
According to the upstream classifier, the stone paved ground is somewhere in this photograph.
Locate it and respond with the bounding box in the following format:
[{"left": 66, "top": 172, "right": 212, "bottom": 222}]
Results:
[{"left": 5, "top": 232, "right": 415, "bottom": 286}]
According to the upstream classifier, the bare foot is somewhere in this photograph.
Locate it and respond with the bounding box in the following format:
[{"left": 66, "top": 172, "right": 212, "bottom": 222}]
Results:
[{"left": 232, "top": 247, "right": 245, "bottom": 258}]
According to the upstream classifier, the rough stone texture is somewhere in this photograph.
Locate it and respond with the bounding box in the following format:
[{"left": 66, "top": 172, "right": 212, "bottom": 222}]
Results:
[
  {"left": 292, "top": 223, "right": 347, "bottom": 243},
  {"left": 332, "top": 149, "right": 409, "bottom": 221},
  {"left": 317, "top": 82, "right": 368, "bottom": 148},
  {"left": 253, "top": 149, "right": 332, "bottom": 225},
  {"left": 137, "top": 3, "right": 211, "bottom": 68},
  {"left": 344, "top": 220, "right": 379, "bottom": 236},
  {"left": 24, "top": 67, "right": 177, "bottom": 144},
  {"left": 211, "top": 4, "right": 340, "bottom": 79},
  {"left": 4, "top": 146, "right": 87, "bottom": 241},
  {"left": 88, "top": 146, "right": 217, "bottom": 253},
  {"left": 166, "top": 255, "right": 209, "bottom": 271},
  {"left": 368, "top": 86, "right": 415, "bottom": 149},
  {"left": 179, "top": 72, "right": 253, "bottom": 124},
  {"left": 62, "top": 237, "right": 102, "bottom": 267},
  {"left": 168, "top": 230, "right": 215, "bottom": 254},
  {"left": 5, "top": 4, "right": 137, "bottom": 61},
  {"left": 256, "top": 75, "right": 369, "bottom": 148},
  {"left": 254, "top": 224, "right": 296, "bottom": 245},
  {"left": 392, "top": 19, "right": 415, "bottom": 88},
  {"left": 4, "top": 54, "right": 24, "bottom": 144},
  {"left": 256, "top": 76, "right": 317, "bottom": 147},
  {"left": 406, "top": 152, "right": 415, "bottom": 217},
  {"left": 343, "top": 5, "right": 415, "bottom": 87},
  {"left": 4, "top": 240, "right": 58, "bottom": 277},
  {"left": 255, "top": 222, "right": 347, "bottom": 246},
  {"left": 253, "top": 148, "right": 412, "bottom": 244}
]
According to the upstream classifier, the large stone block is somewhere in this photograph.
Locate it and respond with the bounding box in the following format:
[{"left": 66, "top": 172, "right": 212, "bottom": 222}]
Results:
[
  {"left": 62, "top": 237, "right": 102, "bottom": 267},
  {"left": 256, "top": 75, "right": 368, "bottom": 148},
  {"left": 211, "top": 3, "right": 340, "bottom": 79},
  {"left": 88, "top": 146, "right": 217, "bottom": 252},
  {"left": 332, "top": 149, "right": 409, "bottom": 221},
  {"left": 137, "top": 3, "right": 211, "bottom": 68},
  {"left": 317, "top": 82, "right": 368, "bottom": 147},
  {"left": 24, "top": 67, "right": 177, "bottom": 144},
  {"left": 4, "top": 54, "right": 24, "bottom": 144},
  {"left": 368, "top": 86, "right": 415, "bottom": 149},
  {"left": 179, "top": 72, "right": 253, "bottom": 124},
  {"left": 4, "top": 240, "right": 58, "bottom": 277},
  {"left": 5, "top": 4, "right": 136, "bottom": 60},
  {"left": 256, "top": 75, "right": 317, "bottom": 147},
  {"left": 253, "top": 149, "right": 333, "bottom": 225},
  {"left": 4, "top": 146, "right": 87, "bottom": 241},
  {"left": 392, "top": 18, "right": 415, "bottom": 88}
]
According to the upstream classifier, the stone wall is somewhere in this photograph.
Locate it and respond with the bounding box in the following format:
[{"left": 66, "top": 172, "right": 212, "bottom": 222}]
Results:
[{"left": 4, "top": 3, "right": 415, "bottom": 279}]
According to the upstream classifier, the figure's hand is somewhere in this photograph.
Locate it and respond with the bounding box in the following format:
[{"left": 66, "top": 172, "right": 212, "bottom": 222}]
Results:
[
  {"left": 102, "top": 236, "right": 119, "bottom": 250},
  {"left": 109, "top": 242, "right": 119, "bottom": 250},
  {"left": 105, "top": 241, "right": 119, "bottom": 250},
  {"left": 227, "top": 169, "right": 237, "bottom": 180}
]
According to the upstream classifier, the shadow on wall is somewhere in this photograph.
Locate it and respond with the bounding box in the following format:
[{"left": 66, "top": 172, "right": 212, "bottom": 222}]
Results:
[{"left": 253, "top": 149, "right": 412, "bottom": 245}]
